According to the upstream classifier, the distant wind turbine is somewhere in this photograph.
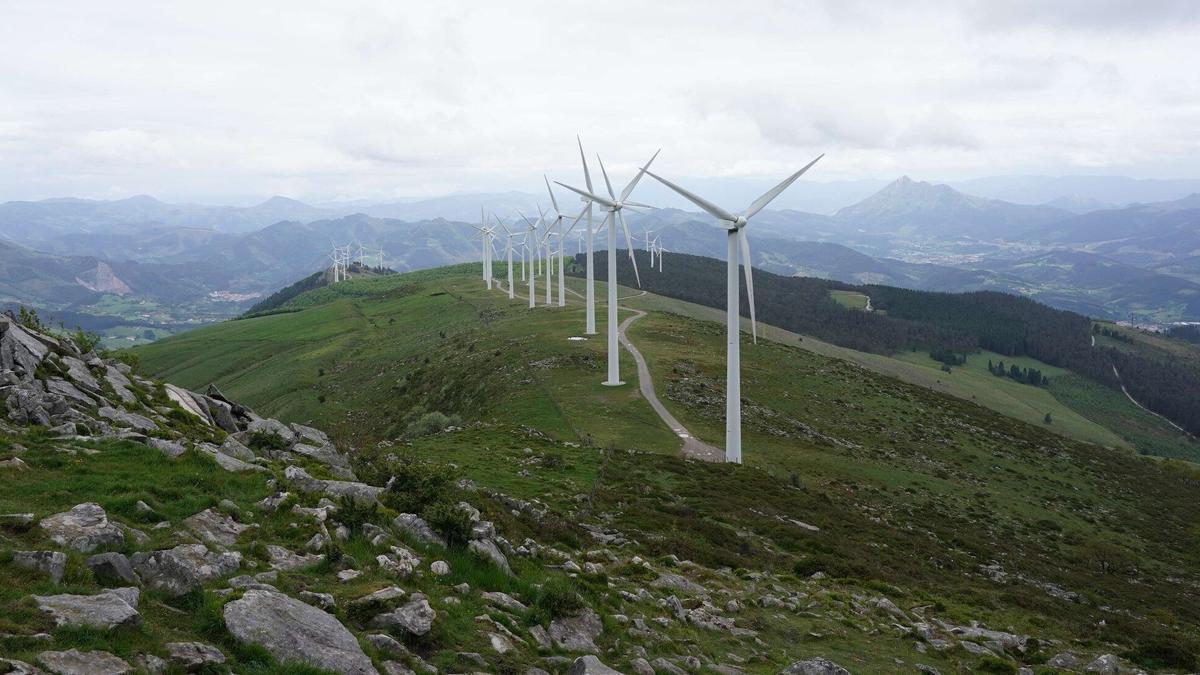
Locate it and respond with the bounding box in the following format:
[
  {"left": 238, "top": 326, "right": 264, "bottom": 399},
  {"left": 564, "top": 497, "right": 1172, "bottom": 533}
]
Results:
[
  {"left": 496, "top": 216, "right": 517, "bottom": 300},
  {"left": 556, "top": 148, "right": 659, "bottom": 385},
  {"left": 644, "top": 154, "right": 823, "bottom": 462}
]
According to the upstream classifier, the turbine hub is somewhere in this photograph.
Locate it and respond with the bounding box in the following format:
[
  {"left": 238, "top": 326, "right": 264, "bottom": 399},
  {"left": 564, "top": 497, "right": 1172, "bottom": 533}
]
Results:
[{"left": 734, "top": 216, "right": 748, "bottom": 228}]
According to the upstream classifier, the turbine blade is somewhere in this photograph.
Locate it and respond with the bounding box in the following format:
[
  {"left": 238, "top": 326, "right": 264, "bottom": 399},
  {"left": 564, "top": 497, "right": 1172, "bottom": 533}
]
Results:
[
  {"left": 623, "top": 200, "right": 655, "bottom": 209},
  {"left": 544, "top": 175, "right": 561, "bottom": 215},
  {"left": 644, "top": 170, "right": 738, "bottom": 223},
  {"left": 577, "top": 135, "right": 594, "bottom": 192},
  {"left": 596, "top": 155, "right": 617, "bottom": 200},
  {"left": 555, "top": 181, "right": 617, "bottom": 209},
  {"left": 742, "top": 153, "right": 824, "bottom": 219},
  {"left": 563, "top": 206, "right": 586, "bottom": 235},
  {"left": 739, "top": 230, "right": 757, "bottom": 343},
  {"left": 617, "top": 209, "right": 641, "bottom": 288},
  {"left": 620, "top": 148, "right": 660, "bottom": 201}
]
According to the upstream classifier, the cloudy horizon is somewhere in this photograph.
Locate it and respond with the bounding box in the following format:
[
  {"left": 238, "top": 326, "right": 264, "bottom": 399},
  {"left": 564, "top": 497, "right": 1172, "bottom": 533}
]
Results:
[{"left": 2, "top": 0, "right": 1199, "bottom": 204}]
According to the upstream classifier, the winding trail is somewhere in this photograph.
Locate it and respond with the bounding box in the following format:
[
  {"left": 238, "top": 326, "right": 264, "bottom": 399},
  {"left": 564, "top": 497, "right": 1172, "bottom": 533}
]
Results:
[
  {"left": 1091, "top": 330, "right": 1193, "bottom": 438},
  {"left": 496, "top": 278, "right": 722, "bottom": 461}
]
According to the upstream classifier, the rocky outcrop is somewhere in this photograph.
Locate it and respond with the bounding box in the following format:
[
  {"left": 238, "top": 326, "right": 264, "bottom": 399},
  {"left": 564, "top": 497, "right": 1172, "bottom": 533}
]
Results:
[
  {"left": 33, "top": 588, "right": 140, "bottom": 629},
  {"left": 183, "top": 508, "right": 256, "bottom": 548},
  {"left": 371, "top": 593, "right": 436, "bottom": 636},
  {"left": 164, "top": 642, "right": 227, "bottom": 671},
  {"left": 779, "top": 658, "right": 851, "bottom": 675},
  {"left": 36, "top": 649, "right": 132, "bottom": 675},
  {"left": 393, "top": 513, "right": 447, "bottom": 548},
  {"left": 223, "top": 589, "right": 377, "bottom": 675},
  {"left": 131, "top": 544, "right": 240, "bottom": 596},
  {"left": 13, "top": 550, "right": 66, "bottom": 583},
  {"left": 39, "top": 503, "right": 124, "bottom": 552},
  {"left": 568, "top": 656, "right": 622, "bottom": 675},
  {"left": 549, "top": 608, "right": 603, "bottom": 652}
]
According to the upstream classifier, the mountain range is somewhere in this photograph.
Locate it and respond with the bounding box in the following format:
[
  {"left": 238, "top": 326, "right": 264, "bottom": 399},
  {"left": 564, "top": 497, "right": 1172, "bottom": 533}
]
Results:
[{"left": 3, "top": 174, "right": 1200, "bottom": 344}]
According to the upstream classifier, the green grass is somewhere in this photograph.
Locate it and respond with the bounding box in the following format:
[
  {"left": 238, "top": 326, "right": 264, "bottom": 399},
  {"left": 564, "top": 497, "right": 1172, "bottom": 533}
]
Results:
[
  {"left": 124, "top": 264, "right": 1200, "bottom": 669},
  {"left": 829, "top": 289, "right": 870, "bottom": 310}
]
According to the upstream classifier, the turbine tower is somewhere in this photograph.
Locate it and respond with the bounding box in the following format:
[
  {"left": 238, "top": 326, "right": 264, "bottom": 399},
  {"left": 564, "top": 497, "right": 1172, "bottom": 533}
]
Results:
[
  {"left": 496, "top": 216, "right": 516, "bottom": 300},
  {"left": 519, "top": 210, "right": 542, "bottom": 309},
  {"left": 556, "top": 148, "right": 658, "bottom": 385},
  {"left": 644, "top": 154, "right": 822, "bottom": 463},
  {"left": 544, "top": 176, "right": 582, "bottom": 308},
  {"left": 576, "top": 138, "right": 598, "bottom": 335}
]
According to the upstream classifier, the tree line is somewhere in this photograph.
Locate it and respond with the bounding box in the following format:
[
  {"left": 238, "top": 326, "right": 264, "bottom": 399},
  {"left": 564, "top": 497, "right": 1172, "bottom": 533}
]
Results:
[{"left": 574, "top": 250, "right": 1200, "bottom": 437}]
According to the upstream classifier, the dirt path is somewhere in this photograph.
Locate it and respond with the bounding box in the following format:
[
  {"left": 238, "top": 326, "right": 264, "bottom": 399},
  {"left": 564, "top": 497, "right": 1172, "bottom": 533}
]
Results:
[
  {"left": 1090, "top": 330, "right": 1193, "bottom": 438},
  {"left": 498, "top": 280, "right": 723, "bottom": 461}
]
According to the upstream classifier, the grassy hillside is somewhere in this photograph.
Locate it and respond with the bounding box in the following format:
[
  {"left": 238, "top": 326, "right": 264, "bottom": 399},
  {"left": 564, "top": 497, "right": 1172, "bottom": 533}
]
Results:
[{"left": 130, "top": 263, "right": 1200, "bottom": 671}]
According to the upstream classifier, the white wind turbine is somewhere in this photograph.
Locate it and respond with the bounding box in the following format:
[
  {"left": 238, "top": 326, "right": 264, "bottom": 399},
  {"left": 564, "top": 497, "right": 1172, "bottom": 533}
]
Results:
[
  {"left": 556, "top": 149, "right": 658, "bottom": 385},
  {"left": 519, "top": 210, "right": 543, "bottom": 309},
  {"left": 574, "top": 137, "right": 598, "bottom": 334},
  {"left": 474, "top": 208, "right": 496, "bottom": 289},
  {"left": 543, "top": 177, "right": 583, "bottom": 308},
  {"left": 495, "top": 217, "right": 518, "bottom": 300},
  {"left": 645, "top": 154, "right": 823, "bottom": 463}
]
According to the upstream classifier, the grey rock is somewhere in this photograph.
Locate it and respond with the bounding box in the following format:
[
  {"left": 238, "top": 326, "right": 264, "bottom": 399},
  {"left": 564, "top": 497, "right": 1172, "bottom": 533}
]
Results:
[
  {"left": 163, "top": 384, "right": 213, "bottom": 424},
  {"left": 292, "top": 441, "right": 351, "bottom": 469},
  {"left": 183, "top": 508, "right": 255, "bottom": 548},
  {"left": 247, "top": 418, "right": 296, "bottom": 444},
  {"left": 630, "top": 658, "right": 655, "bottom": 675},
  {"left": 266, "top": 544, "right": 324, "bottom": 571},
  {"left": 564, "top": 658, "right": 619, "bottom": 672},
  {"left": 33, "top": 588, "right": 140, "bottom": 629},
  {"left": 164, "top": 642, "right": 226, "bottom": 671},
  {"left": 224, "top": 589, "right": 376, "bottom": 675},
  {"left": 201, "top": 395, "right": 239, "bottom": 433},
  {"left": 131, "top": 544, "right": 240, "bottom": 596},
  {"left": 284, "top": 465, "right": 381, "bottom": 505},
  {"left": 779, "top": 658, "right": 851, "bottom": 675},
  {"left": 13, "top": 550, "right": 66, "bottom": 584},
  {"left": 60, "top": 356, "right": 101, "bottom": 394},
  {"left": 482, "top": 591, "right": 528, "bottom": 613},
  {"left": 371, "top": 593, "right": 436, "bottom": 636},
  {"left": 39, "top": 503, "right": 124, "bottom": 552},
  {"left": 256, "top": 492, "right": 291, "bottom": 511},
  {"left": 529, "top": 624, "right": 552, "bottom": 650},
  {"left": 651, "top": 658, "right": 688, "bottom": 675},
  {"left": 430, "top": 560, "right": 450, "bottom": 576},
  {"left": 133, "top": 654, "right": 168, "bottom": 674},
  {"left": 203, "top": 446, "right": 266, "bottom": 472},
  {"left": 36, "top": 649, "right": 132, "bottom": 675},
  {"left": 366, "top": 633, "right": 411, "bottom": 657},
  {"left": 218, "top": 436, "right": 255, "bottom": 461},
  {"left": 393, "top": 513, "right": 447, "bottom": 548},
  {"left": 300, "top": 591, "right": 337, "bottom": 610},
  {"left": 0, "top": 512, "right": 36, "bottom": 529},
  {"left": 291, "top": 422, "right": 331, "bottom": 446},
  {"left": 86, "top": 552, "right": 140, "bottom": 585},
  {"left": 549, "top": 608, "right": 602, "bottom": 652},
  {"left": 45, "top": 379, "right": 95, "bottom": 407},
  {"left": 1085, "top": 654, "right": 1121, "bottom": 674},
  {"left": 97, "top": 406, "right": 157, "bottom": 432},
  {"left": 147, "top": 437, "right": 186, "bottom": 458},
  {"left": 1047, "top": 653, "right": 1081, "bottom": 670},
  {"left": 651, "top": 572, "right": 706, "bottom": 595},
  {"left": 382, "top": 662, "right": 416, "bottom": 675},
  {"left": 0, "top": 658, "right": 46, "bottom": 675},
  {"left": 103, "top": 368, "right": 136, "bottom": 404},
  {"left": 468, "top": 538, "right": 512, "bottom": 575}
]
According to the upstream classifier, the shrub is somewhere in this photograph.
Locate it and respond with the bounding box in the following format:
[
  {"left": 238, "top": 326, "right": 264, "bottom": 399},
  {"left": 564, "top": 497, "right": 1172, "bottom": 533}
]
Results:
[
  {"left": 247, "top": 430, "right": 288, "bottom": 454},
  {"left": 402, "top": 411, "right": 461, "bottom": 440},
  {"left": 378, "top": 453, "right": 459, "bottom": 515},
  {"left": 335, "top": 496, "right": 378, "bottom": 536},
  {"left": 423, "top": 501, "right": 473, "bottom": 547},
  {"left": 531, "top": 577, "right": 584, "bottom": 622}
]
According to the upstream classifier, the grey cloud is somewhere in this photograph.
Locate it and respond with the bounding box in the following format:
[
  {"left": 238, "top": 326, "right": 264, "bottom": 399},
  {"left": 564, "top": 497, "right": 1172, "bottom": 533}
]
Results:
[{"left": 958, "top": 0, "right": 1200, "bottom": 31}]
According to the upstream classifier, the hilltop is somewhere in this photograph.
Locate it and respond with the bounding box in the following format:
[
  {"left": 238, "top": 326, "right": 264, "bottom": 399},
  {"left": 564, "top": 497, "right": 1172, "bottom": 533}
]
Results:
[{"left": 127, "top": 262, "right": 1200, "bottom": 672}]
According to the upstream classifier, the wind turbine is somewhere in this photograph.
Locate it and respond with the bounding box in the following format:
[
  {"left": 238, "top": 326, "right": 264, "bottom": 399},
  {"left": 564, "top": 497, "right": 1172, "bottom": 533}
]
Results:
[
  {"left": 644, "top": 155, "right": 823, "bottom": 463},
  {"left": 474, "top": 208, "right": 495, "bottom": 288},
  {"left": 329, "top": 248, "right": 341, "bottom": 283},
  {"left": 556, "top": 149, "right": 659, "bottom": 385},
  {"left": 496, "top": 216, "right": 517, "bottom": 300},
  {"left": 575, "top": 138, "right": 598, "bottom": 335},
  {"left": 543, "top": 176, "right": 582, "bottom": 308},
  {"left": 519, "top": 210, "right": 542, "bottom": 309}
]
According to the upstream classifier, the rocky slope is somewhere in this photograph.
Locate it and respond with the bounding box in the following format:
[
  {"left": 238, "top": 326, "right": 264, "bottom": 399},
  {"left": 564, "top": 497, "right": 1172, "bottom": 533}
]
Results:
[{"left": 0, "top": 314, "right": 1167, "bottom": 674}]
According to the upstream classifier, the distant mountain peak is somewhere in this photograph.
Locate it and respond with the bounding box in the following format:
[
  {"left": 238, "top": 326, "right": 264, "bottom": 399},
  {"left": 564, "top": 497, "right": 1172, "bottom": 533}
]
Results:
[{"left": 256, "top": 195, "right": 312, "bottom": 209}]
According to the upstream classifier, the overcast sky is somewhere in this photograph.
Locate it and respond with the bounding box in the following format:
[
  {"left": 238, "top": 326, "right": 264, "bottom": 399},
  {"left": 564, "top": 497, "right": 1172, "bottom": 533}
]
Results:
[{"left": 2, "top": 0, "right": 1199, "bottom": 204}]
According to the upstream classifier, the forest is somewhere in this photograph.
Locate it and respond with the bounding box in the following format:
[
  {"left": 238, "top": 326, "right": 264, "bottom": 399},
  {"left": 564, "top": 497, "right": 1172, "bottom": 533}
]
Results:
[{"left": 575, "top": 250, "right": 1200, "bottom": 437}]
